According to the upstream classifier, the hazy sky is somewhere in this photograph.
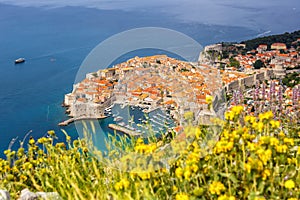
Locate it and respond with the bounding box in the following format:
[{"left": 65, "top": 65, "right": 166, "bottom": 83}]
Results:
[{"left": 0, "top": 0, "right": 299, "bottom": 33}]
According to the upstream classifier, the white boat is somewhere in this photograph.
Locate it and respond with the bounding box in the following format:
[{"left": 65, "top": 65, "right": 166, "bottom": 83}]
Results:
[
  {"left": 105, "top": 108, "right": 111, "bottom": 112},
  {"left": 15, "top": 58, "right": 25, "bottom": 64},
  {"left": 114, "top": 116, "right": 123, "bottom": 122},
  {"left": 118, "top": 122, "right": 126, "bottom": 126},
  {"left": 129, "top": 118, "right": 134, "bottom": 124}
]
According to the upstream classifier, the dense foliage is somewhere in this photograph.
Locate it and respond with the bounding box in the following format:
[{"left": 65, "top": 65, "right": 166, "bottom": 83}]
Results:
[
  {"left": 229, "top": 58, "right": 240, "bottom": 68},
  {"left": 0, "top": 105, "right": 299, "bottom": 200},
  {"left": 253, "top": 60, "right": 265, "bottom": 69},
  {"left": 282, "top": 72, "right": 300, "bottom": 87},
  {"left": 241, "top": 30, "right": 300, "bottom": 51}
]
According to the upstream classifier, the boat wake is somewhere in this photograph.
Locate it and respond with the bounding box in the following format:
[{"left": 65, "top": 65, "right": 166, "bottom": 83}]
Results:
[{"left": 256, "top": 30, "right": 271, "bottom": 38}]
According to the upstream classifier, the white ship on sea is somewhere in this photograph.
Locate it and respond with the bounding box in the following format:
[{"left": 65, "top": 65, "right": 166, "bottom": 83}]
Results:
[{"left": 15, "top": 58, "right": 25, "bottom": 64}]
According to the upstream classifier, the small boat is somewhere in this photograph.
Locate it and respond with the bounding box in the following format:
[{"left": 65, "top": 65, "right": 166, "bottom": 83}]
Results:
[
  {"left": 105, "top": 108, "right": 111, "bottom": 112},
  {"left": 15, "top": 58, "right": 25, "bottom": 64},
  {"left": 128, "top": 118, "right": 134, "bottom": 124},
  {"left": 118, "top": 122, "right": 126, "bottom": 126},
  {"left": 113, "top": 116, "right": 123, "bottom": 122}
]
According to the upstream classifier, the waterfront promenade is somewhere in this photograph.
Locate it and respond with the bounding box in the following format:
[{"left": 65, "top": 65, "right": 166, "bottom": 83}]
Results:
[{"left": 58, "top": 115, "right": 107, "bottom": 126}]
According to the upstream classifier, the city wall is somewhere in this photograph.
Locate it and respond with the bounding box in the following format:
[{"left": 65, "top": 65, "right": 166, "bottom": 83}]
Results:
[
  {"left": 198, "top": 69, "right": 274, "bottom": 124},
  {"left": 225, "top": 70, "right": 274, "bottom": 92}
]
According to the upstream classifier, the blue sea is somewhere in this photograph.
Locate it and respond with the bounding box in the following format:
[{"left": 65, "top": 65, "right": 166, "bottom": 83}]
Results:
[{"left": 0, "top": 1, "right": 299, "bottom": 157}]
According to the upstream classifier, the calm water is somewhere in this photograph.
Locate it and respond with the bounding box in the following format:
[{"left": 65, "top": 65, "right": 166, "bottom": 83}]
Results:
[{"left": 0, "top": 2, "right": 288, "bottom": 157}]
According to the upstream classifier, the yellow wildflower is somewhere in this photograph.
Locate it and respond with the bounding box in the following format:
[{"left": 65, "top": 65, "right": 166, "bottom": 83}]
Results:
[
  {"left": 214, "top": 141, "right": 234, "bottom": 154},
  {"left": 278, "top": 131, "right": 285, "bottom": 138},
  {"left": 47, "top": 130, "right": 55, "bottom": 136},
  {"left": 20, "top": 174, "right": 27, "bottom": 182},
  {"left": 270, "top": 120, "right": 280, "bottom": 129},
  {"left": 134, "top": 144, "right": 148, "bottom": 153},
  {"left": 145, "top": 143, "right": 157, "bottom": 153},
  {"left": 225, "top": 111, "right": 235, "bottom": 121},
  {"left": 209, "top": 181, "right": 226, "bottom": 195},
  {"left": 29, "top": 138, "right": 35, "bottom": 145},
  {"left": 206, "top": 95, "right": 213, "bottom": 104},
  {"left": 11, "top": 166, "right": 19, "bottom": 173},
  {"left": 231, "top": 105, "right": 244, "bottom": 115},
  {"left": 37, "top": 137, "right": 47, "bottom": 144},
  {"left": 195, "top": 127, "right": 202, "bottom": 139},
  {"left": 176, "top": 192, "right": 189, "bottom": 200},
  {"left": 284, "top": 180, "right": 295, "bottom": 189},
  {"left": 287, "top": 198, "right": 298, "bottom": 200},
  {"left": 3, "top": 149, "right": 10, "bottom": 155},
  {"left": 114, "top": 182, "right": 123, "bottom": 191},
  {"left": 190, "top": 164, "right": 199, "bottom": 173},
  {"left": 259, "top": 111, "right": 273, "bottom": 121},
  {"left": 261, "top": 169, "right": 271, "bottom": 180},
  {"left": 247, "top": 142, "right": 257, "bottom": 151},
  {"left": 218, "top": 194, "right": 236, "bottom": 200},
  {"left": 284, "top": 138, "right": 294, "bottom": 146},
  {"left": 114, "top": 178, "right": 130, "bottom": 191},
  {"left": 276, "top": 145, "right": 288, "bottom": 153},
  {"left": 254, "top": 197, "right": 265, "bottom": 200},
  {"left": 257, "top": 122, "right": 264, "bottom": 132},
  {"left": 175, "top": 167, "right": 183, "bottom": 179},
  {"left": 205, "top": 155, "right": 210, "bottom": 161},
  {"left": 172, "top": 185, "right": 178, "bottom": 192},
  {"left": 184, "top": 168, "right": 191, "bottom": 180},
  {"left": 244, "top": 163, "right": 251, "bottom": 173},
  {"left": 269, "top": 137, "right": 279, "bottom": 146},
  {"left": 288, "top": 158, "right": 298, "bottom": 165},
  {"left": 120, "top": 178, "right": 130, "bottom": 189},
  {"left": 187, "top": 152, "right": 199, "bottom": 163},
  {"left": 248, "top": 158, "right": 263, "bottom": 171},
  {"left": 22, "top": 162, "right": 33, "bottom": 170},
  {"left": 257, "top": 148, "right": 272, "bottom": 165},
  {"left": 245, "top": 115, "right": 256, "bottom": 124},
  {"left": 138, "top": 172, "right": 151, "bottom": 180},
  {"left": 66, "top": 135, "right": 71, "bottom": 142}
]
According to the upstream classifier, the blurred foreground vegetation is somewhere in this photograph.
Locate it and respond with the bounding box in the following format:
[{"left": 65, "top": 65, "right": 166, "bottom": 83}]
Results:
[{"left": 0, "top": 106, "right": 299, "bottom": 200}]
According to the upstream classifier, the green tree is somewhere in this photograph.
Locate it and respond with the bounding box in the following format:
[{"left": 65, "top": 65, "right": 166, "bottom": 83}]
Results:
[
  {"left": 253, "top": 59, "right": 265, "bottom": 69},
  {"left": 229, "top": 57, "right": 240, "bottom": 68}
]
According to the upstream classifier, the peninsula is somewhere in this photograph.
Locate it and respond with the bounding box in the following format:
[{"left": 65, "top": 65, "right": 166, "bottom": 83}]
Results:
[{"left": 61, "top": 35, "right": 300, "bottom": 128}]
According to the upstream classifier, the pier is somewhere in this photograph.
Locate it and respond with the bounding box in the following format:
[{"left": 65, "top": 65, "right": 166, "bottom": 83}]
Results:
[
  {"left": 108, "top": 124, "right": 141, "bottom": 137},
  {"left": 58, "top": 115, "right": 107, "bottom": 126}
]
